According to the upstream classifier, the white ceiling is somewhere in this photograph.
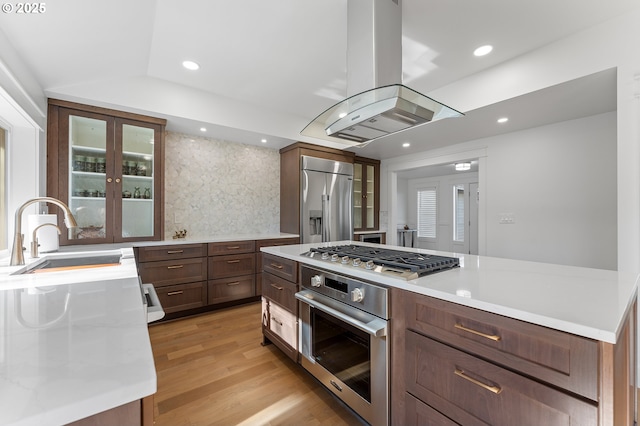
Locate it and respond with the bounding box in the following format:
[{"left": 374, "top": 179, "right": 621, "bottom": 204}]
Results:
[{"left": 0, "top": 0, "right": 634, "bottom": 159}]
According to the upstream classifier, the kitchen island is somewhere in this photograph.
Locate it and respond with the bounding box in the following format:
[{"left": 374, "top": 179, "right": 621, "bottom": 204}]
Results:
[{"left": 261, "top": 241, "right": 638, "bottom": 425}]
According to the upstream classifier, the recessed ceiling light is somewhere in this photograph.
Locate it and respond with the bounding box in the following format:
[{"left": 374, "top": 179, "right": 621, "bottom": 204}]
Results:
[
  {"left": 497, "top": 117, "right": 509, "bottom": 123},
  {"left": 182, "top": 60, "right": 200, "bottom": 70},
  {"left": 473, "top": 45, "right": 493, "bottom": 57},
  {"left": 200, "top": 127, "right": 207, "bottom": 132},
  {"left": 455, "top": 162, "right": 471, "bottom": 171},
  {"left": 402, "top": 142, "right": 410, "bottom": 148},
  {"left": 261, "top": 139, "right": 267, "bottom": 143}
]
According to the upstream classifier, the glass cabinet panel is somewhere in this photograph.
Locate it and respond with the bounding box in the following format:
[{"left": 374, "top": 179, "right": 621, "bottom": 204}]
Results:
[
  {"left": 354, "top": 163, "right": 362, "bottom": 229},
  {"left": 68, "top": 115, "right": 108, "bottom": 240},
  {"left": 50, "top": 101, "right": 164, "bottom": 245},
  {"left": 121, "top": 124, "right": 155, "bottom": 238},
  {"left": 366, "top": 164, "right": 375, "bottom": 229}
]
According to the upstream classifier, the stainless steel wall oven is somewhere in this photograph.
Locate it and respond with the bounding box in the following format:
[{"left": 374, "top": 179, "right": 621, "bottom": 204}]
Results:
[{"left": 296, "top": 265, "right": 389, "bottom": 426}]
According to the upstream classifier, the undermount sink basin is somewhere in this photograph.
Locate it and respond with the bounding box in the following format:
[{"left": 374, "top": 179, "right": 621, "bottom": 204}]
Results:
[{"left": 17, "top": 254, "right": 122, "bottom": 274}]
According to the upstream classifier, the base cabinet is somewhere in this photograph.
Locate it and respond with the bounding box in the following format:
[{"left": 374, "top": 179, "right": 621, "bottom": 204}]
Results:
[
  {"left": 136, "top": 237, "right": 299, "bottom": 320},
  {"left": 391, "top": 288, "right": 637, "bottom": 426},
  {"left": 261, "top": 253, "right": 299, "bottom": 362}
]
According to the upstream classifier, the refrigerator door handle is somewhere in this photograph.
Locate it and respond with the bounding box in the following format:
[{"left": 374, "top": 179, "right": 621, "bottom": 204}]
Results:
[{"left": 322, "top": 194, "right": 330, "bottom": 242}]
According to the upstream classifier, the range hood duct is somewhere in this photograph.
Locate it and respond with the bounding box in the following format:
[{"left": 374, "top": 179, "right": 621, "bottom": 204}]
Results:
[{"left": 301, "top": 0, "right": 463, "bottom": 145}]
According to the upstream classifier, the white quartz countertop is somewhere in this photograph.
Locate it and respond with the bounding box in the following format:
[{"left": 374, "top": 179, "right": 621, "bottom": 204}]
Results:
[
  {"left": 261, "top": 242, "right": 639, "bottom": 344},
  {"left": 0, "top": 248, "right": 156, "bottom": 425}
]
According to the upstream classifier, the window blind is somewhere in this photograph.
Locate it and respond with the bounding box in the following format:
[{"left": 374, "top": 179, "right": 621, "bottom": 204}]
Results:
[{"left": 417, "top": 187, "right": 437, "bottom": 238}]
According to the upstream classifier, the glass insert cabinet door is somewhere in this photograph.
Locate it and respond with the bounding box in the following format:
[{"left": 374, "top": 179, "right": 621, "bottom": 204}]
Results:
[{"left": 55, "top": 106, "right": 163, "bottom": 244}]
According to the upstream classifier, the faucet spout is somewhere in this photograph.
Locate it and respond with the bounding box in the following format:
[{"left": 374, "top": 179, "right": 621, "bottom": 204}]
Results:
[{"left": 10, "top": 197, "right": 78, "bottom": 266}]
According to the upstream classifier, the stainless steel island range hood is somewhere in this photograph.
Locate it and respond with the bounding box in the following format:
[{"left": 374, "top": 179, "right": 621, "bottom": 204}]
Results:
[{"left": 301, "top": 0, "right": 463, "bottom": 145}]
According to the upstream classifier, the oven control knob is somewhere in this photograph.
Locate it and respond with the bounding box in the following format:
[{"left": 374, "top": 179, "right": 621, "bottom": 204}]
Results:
[
  {"left": 352, "top": 258, "right": 362, "bottom": 267},
  {"left": 351, "top": 287, "right": 365, "bottom": 303},
  {"left": 341, "top": 255, "right": 350, "bottom": 264},
  {"left": 365, "top": 260, "right": 376, "bottom": 270},
  {"left": 330, "top": 253, "right": 339, "bottom": 262},
  {"left": 311, "top": 275, "right": 323, "bottom": 287},
  {"left": 321, "top": 252, "right": 330, "bottom": 260}
]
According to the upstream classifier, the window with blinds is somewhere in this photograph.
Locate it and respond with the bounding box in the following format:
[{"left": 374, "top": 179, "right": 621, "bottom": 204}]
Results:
[
  {"left": 417, "top": 187, "right": 437, "bottom": 239},
  {"left": 454, "top": 184, "right": 465, "bottom": 242}
]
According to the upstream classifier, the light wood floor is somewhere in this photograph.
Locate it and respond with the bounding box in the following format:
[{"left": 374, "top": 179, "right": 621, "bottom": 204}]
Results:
[{"left": 149, "top": 302, "right": 365, "bottom": 426}]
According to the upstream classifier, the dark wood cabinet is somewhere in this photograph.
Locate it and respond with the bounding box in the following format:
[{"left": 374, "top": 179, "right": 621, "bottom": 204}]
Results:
[
  {"left": 47, "top": 99, "right": 165, "bottom": 244},
  {"left": 137, "top": 244, "right": 208, "bottom": 314},
  {"left": 353, "top": 156, "right": 380, "bottom": 232},
  {"left": 391, "top": 288, "right": 637, "bottom": 426},
  {"left": 261, "top": 252, "right": 299, "bottom": 362},
  {"left": 136, "top": 237, "right": 298, "bottom": 320}
]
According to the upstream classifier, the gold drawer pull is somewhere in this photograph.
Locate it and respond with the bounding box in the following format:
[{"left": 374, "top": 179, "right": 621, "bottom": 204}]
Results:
[
  {"left": 270, "top": 263, "right": 284, "bottom": 270},
  {"left": 167, "top": 265, "right": 184, "bottom": 270},
  {"left": 167, "top": 250, "right": 184, "bottom": 254},
  {"left": 454, "top": 369, "right": 502, "bottom": 394},
  {"left": 167, "top": 290, "right": 184, "bottom": 296},
  {"left": 227, "top": 281, "right": 240, "bottom": 286},
  {"left": 454, "top": 323, "right": 501, "bottom": 341},
  {"left": 270, "top": 283, "right": 284, "bottom": 291},
  {"left": 227, "top": 259, "right": 241, "bottom": 264},
  {"left": 227, "top": 246, "right": 240, "bottom": 250}
]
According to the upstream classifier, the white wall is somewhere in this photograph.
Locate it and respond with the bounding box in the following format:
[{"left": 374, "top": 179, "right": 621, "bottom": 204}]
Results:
[
  {"left": 424, "top": 8, "right": 640, "bottom": 273},
  {"left": 386, "top": 111, "right": 617, "bottom": 270}
]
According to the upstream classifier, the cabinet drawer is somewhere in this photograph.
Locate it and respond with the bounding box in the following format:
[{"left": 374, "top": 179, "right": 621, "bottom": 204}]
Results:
[
  {"left": 208, "top": 253, "right": 255, "bottom": 279},
  {"left": 208, "top": 275, "right": 255, "bottom": 304},
  {"left": 208, "top": 240, "right": 255, "bottom": 256},
  {"left": 137, "top": 244, "right": 207, "bottom": 262},
  {"left": 262, "top": 253, "right": 298, "bottom": 282},
  {"left": 262, "top": 272, "right": 298, "bottom": 313},
  {"left": 138, "top": 257, "right": 207, "bottom": 287},
  {"left": 403, "top": 291, "right": 598, "bottom": 400},
  {"left": 267, "top": 299, "right": 297, "bottom": 349},
  {"left": 405, "top": 393, "right": 457, "bottom": 426},
  {"left": 406, "top": 332, "right": 597, "bottom": 426},
  {"left": 155, "top": 282, "right": 207, "bottom": 314},
  {"left": 256, "top": 237, "right": 299, "bottom": 271}
]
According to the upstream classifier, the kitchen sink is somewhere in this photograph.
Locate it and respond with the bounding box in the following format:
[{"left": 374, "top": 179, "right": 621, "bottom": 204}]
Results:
[{"left": 16, "top": 254, "right": 122, "bottom": 274}]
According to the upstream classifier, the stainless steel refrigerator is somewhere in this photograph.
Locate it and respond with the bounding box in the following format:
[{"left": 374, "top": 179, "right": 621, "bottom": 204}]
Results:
[{"left": 300, "top": 156, "right": 353, "bottom": 243}]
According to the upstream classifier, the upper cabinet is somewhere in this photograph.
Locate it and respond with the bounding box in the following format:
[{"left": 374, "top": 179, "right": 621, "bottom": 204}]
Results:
[
  {"left": 353, "top": 156, "right": 380, "bottom": 232},
  {"left": 47, "top": 100, "right": 166, "bottom": 245}
]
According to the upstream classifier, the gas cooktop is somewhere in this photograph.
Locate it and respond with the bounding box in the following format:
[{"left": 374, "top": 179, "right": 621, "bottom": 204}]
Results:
[{"left": 301, "top": 244, "right": 459, "bottom": 280}]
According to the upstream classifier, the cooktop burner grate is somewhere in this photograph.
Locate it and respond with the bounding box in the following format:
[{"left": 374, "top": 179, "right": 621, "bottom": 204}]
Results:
[{"left": 308, "top": 244, "right": 459, "bottom": 276}]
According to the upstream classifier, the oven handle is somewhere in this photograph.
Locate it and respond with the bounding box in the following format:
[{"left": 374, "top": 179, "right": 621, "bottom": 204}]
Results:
[{"left": 296, "top": 292, "right": 387, "bottom": 338}]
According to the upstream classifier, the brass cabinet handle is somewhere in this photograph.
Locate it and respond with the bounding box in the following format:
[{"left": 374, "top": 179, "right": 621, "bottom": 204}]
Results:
[
  {"left": 167, "top": 290, "right": 184, "bottom": 296},
  {"left": 167, "top": 265, "right": 184, "bottom": 269},
  {"left": 227, "top": 246, "right": 241, "bottom": 250},
  {"left": 227, "top": 259, "right": 241, "bottom": 264},
  {"left": 167, "top": 250, "right": 184, "bottom": 254},
  {"left": 115, "top": 178, "right": 121, "bottom": 183},
  {"left": 107, "top": 177, "right": 113, "bottom": 183},
  {"left": 270, "top": 263, "right": 284, "bottom": 270},
  {"left": 454, "top": 323, "right": 501, "bottom": 341},
  {"left": 270, "top": 283, "right": 284, "bottom": 291},
  {"left": 227, "top": 281, "right": 240, "bottom": 286},
  {"left": 454, "top": 369, "right": 502, "bottom": 394}
]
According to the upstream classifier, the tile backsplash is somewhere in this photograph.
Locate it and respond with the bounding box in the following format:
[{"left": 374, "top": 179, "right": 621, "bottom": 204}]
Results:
[{"left": 164, "top": 132, "right": 280, "bottom": 236}]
